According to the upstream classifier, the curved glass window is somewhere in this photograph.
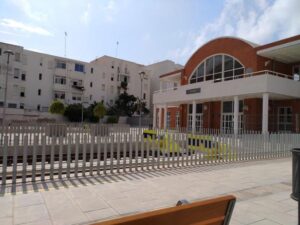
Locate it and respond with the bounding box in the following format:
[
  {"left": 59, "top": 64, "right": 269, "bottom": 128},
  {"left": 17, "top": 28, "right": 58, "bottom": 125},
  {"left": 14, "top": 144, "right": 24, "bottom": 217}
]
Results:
[{"left": 189, "top": 54, "right": 244, "bottom": 84}]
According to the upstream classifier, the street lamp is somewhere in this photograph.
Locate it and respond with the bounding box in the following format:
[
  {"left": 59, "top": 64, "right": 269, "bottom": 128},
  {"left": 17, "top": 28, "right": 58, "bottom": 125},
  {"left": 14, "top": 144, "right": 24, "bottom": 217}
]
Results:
[
  {"left": 139, "top": 71, "right": 146, "bottom": 128},
  {"left": 2, "top": 50, "right": 14, "bottom": 125}
]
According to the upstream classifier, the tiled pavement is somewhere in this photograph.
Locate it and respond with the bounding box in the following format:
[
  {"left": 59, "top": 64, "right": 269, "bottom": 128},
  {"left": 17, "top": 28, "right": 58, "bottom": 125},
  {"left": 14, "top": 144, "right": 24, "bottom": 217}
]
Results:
[{"left": 0, "top": 158, "right": 296, "bottom": 225}]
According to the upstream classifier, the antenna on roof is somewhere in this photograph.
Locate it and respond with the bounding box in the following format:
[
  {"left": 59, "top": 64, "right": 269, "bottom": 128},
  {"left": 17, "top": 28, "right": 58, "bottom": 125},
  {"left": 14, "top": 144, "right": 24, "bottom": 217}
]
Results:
[
  {"left": 116, "top": 41, "right": 119, "bottom": 58},
  {"left": 64, "top": 31, "right": 67, "bottom": 58}
]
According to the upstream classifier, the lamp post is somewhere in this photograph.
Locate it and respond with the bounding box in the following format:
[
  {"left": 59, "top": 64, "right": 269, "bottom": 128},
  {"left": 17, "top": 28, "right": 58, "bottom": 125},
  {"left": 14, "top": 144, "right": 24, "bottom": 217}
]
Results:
[
  {"left": 139, "top": 71, "right": 146, "bottom": 128},
  {"left": 2, "top": 50, "right": 14, "bottom": 125}
]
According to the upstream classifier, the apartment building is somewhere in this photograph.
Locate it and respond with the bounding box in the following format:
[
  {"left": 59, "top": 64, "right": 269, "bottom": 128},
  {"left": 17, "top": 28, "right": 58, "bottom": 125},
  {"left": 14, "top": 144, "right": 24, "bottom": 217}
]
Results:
[
  {"left": 153, "top": 35, "right": 300, "bottom": 134},
  {"left": 0, "top": 42, "right": 179, "bottom": 121}
]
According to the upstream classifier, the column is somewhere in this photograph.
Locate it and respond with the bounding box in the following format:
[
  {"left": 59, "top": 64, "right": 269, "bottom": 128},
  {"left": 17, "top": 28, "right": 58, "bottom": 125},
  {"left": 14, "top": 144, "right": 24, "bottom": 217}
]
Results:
[
  {"left": 262, "top": 93, "right": 269, "bottom": 134},
  {"left": 153, "top": 105, "right": 157, "bottom": 129},
  {"left": 233, "top": 96, "right": 239, "bottom": 135},
  {"left": 164, "top": 104, "right": 167, "bottom": 130},
  {"left": 158, "top": 107, "right": 162, "bottom": 129},
  {"left": 192, "top": 100, "right": 196, "bottom": 133}
]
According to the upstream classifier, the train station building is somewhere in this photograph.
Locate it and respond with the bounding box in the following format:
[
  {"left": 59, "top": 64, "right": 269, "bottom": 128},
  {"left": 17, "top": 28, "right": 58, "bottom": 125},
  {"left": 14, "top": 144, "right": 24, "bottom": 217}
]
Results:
[{"left": 153, "top": 35, "right": 300, "bottom": 134}]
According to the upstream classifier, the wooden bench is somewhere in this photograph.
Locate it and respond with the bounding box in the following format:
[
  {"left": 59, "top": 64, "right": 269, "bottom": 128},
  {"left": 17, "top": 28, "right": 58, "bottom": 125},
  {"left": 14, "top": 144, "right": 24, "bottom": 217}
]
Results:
[{"left": 92, "top": 195, "right": 236, "bottom": 225}]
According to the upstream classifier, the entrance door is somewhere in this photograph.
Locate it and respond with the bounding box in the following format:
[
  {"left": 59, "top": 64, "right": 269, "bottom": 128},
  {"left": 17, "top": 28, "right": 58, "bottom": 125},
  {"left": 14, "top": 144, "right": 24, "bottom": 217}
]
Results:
[
  {"left": 187, "top": 103, "right": 203, "bottom": 132},
  {"left": 278, "top": 107, "right": 292, "bottom": 132},
  {"left": 221, "top": 100, "right": 244, "bottom": 133}
]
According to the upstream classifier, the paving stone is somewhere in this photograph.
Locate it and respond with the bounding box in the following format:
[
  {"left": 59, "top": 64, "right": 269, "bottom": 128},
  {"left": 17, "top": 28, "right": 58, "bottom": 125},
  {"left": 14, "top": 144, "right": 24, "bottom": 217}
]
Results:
[
  {"left": 74, "top": 196, "right": 109, "bottom": 212},
  {"left": 14, "top": 192, "right": 44, "bottom": 208},
  {"left": 0, "top": 217, "right": 13, "bottom": 225},
  {"left": 85, "top": 208, "right": 118, "bottom": 222},
  {"left": 0, "top": 195, "right": 13, "bottom": 218},
  {"left": 14, "top": 204, "right": 50, "bottom": 225}
]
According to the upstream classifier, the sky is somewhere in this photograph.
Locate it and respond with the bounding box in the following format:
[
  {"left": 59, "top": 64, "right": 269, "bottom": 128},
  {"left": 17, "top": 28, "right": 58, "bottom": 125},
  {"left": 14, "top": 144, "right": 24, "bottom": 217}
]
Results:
[{"left": 0, "top": 0, "right": 299, "bottom": 65}]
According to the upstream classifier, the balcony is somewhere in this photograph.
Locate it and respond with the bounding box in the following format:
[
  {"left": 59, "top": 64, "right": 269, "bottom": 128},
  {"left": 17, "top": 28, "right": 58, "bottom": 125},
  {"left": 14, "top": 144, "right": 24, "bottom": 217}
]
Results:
[{"left": 153, "top": 70, "right": 300, "bottom": 105}]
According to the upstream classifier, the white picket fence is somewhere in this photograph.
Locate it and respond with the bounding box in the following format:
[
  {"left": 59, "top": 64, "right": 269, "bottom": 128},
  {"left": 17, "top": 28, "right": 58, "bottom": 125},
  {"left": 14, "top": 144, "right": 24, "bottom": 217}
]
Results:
[{"left": 0, "top": 124, "right": 298, "bottom": 185}]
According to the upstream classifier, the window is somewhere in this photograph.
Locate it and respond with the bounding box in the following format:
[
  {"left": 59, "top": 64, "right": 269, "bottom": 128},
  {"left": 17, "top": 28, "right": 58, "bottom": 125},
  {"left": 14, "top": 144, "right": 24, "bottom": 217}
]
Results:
[
  {"left": 91, "top": 67, "right": 94, "bottom": 74},
  {"left": 38, "top": 89, "right": 41, "bottom": 96},
  {"left": 278, "top": 107, "right": 292, "bottom": 132},
  {"left": 90, "top": 82, "right": 93, "bottom": 87},
  {"left": 90, "top": 95, "right": 92, "bottom": 100},
  {"left": 75, "top": 63, "right": 85, "bottom": 72},
  {"left": 20, "top": 91, "right": 25, "bottom": 97},
  {"left": 72, "top": 95, "right": 81, "bottom": 101},
  {"left": 20, "top": 103, "right": 24, "bottom": 109},
  {"left": 111, "top": 61, "right": 114, "bottom": 69},
  {"left": 111, "top": 73, "right": 114, "bottom": 81},
  {"left": 37, "top": 105, "right": 40, "bottom": 111},
  {"left": 102, "top": 84, "right": 105, "bottom": 91},
  {"left": 54, "top": 76, "right": 66, "bottom": 85},
  {"left": 176, "top": 111, "right": 180, "bottom": 128},
  {"left": 8, "top": 103, "right": 17, "bottom": 108},
  {"left": 15, "top": 53, "right": 20, "bottom": 62},
  {"left": 0, "top": 48, "right": 2, "bottom": 55},
  {"left": 56, "top": 61, "right": 66, "bottom": 69},
  {"left": 39, "top": 73, "right": 42, "bottom": 80},
  {"left": 143, "top": 93, "right": 146, "bottom": 100},
  {"left": 166, "top": 112, "right": 171, "bottom": 129},
  {"left": 54, "top": 91, "right": 65, "bottom": 100},
  {"left": 21, "top": 73, "right": 26, "bottom": 81},
  {"left": 189, "top": 54, "right": 245, "bottom": 84},
  {"left": 14, "top": 68, "right": 20, "bottom": 79}
]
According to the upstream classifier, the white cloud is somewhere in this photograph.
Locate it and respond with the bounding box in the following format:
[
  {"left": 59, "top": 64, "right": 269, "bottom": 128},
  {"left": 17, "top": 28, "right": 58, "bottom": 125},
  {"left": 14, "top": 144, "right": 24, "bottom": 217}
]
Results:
[
  {"left": 169, "top": 0, "right": 300, "bottom": 64},
  {"left": 9, "top": 0, "right": 47, "bottom": 21},
  {"left": 103, "top": 0, "right": 119, "bottom": 22},
  {"left": 0, "top": 18, "right": 52, "bottom": 36},
  {"left": 81, "top": 3, "right": 92, "bottom": 24}
]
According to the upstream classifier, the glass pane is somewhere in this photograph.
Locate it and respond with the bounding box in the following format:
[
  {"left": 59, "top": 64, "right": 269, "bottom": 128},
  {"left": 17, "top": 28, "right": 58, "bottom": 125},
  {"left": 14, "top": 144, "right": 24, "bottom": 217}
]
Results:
[
  {"left": 287, "top": 107, "right": 292, "bottom": 114},
  {"left": 206, "top": 74, "right": 213, "bottom": 81},
  {"left": 214, "top": 73, "right": 222, "bottom": 82},
  {"left": 279, "top": 108, "right": 285, "bottom": 114},
  {"left": 223, "top": 101, "right": 233, "bottom": 113},
  {"left": 190, "top": 78, "right": 196, "bottom": 83},
  {"left": 224, "top": 56, "right": 233, "bottom": 71},
  {"left": 234, "top": 68, "right": 244, "bottom": 78},
  {"left": 206, "top": 57, "right": 214, "bottom": 75},
  {"left": 189, "top": 104, "right": 193, "bottom": 113},
  {"left": 214, "top": 55, "right": 222, "bottom": 73},
  {"left": 196, "top": 76, "right": 204, "bottom": 82},
  {"left": 234, "top": 60, "right": 243, "bottom": 69},
  {"left": 198, "top": 63, "right": 204, "bottom": 77},
  {"left": 224, "top": 71, "right": 233, "bottom": 80},
  {"left": 196, "top": 104, "right": 202, "bottom": 113},
  {"left": 239, "top": 100, "right": 243, "bottom": 113}
]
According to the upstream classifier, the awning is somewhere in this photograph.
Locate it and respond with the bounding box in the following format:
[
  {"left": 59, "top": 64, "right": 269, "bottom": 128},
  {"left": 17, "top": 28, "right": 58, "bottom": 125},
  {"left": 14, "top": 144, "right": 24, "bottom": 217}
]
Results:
[{"left": 257, "top": 39, "right": 300, "bottom": 64}]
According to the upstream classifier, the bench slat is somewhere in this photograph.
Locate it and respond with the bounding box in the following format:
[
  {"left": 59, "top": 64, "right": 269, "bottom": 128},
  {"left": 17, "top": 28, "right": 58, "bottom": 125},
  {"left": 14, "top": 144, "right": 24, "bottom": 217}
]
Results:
[{"left": 92, "top": 195, "right": 235, "bottom": 225}]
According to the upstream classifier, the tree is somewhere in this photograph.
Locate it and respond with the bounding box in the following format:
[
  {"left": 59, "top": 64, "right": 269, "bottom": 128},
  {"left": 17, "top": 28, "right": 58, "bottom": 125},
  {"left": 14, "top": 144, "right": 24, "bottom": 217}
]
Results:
[
  {"left": 64, "top": 104, "right": 85, "bottom": 122},
  {"left": 49, "top": 100, "right": 65, "bottom": 115},
  {"left": 108, "top": 93, "right": 137, "bottom": 117},
  {"left": 93, "top": 102, "right": 106, "bottom": 121},
  {"left": 85, "top": 102, "right": 99, "bottom": 123}
]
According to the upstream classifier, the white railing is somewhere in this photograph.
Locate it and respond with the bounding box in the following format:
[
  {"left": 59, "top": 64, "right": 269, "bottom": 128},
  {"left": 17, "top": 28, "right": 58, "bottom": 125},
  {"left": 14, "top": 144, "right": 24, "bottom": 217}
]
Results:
[
  {"left": 0, "top": 124, "right": 297, "bottom": 185},
  {"left": 154, "top": 70, "right": 295, "bottom": 94}
]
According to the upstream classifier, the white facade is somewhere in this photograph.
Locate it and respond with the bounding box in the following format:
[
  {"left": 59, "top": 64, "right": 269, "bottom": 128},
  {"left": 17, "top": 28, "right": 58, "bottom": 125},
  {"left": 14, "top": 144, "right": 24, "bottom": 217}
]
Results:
[
  {"left": 0, "top": 42, "right": 178, "bottom": 121},
  {"left": 144, "top": 60, "right": 183, "bottom": 113}
]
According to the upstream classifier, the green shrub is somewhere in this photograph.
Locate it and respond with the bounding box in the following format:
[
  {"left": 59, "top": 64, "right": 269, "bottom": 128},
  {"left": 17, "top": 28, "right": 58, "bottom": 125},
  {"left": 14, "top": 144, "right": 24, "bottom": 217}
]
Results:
[{"left": 106, "top": 116, "right": 118, "bottom": 123}]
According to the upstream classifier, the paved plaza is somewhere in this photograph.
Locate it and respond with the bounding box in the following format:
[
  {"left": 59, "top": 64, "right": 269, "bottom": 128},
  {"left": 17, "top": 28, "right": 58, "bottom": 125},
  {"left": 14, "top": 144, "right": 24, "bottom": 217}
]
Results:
[{"left": 0, "top": 158, "right": 296, "bottom": 225}]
